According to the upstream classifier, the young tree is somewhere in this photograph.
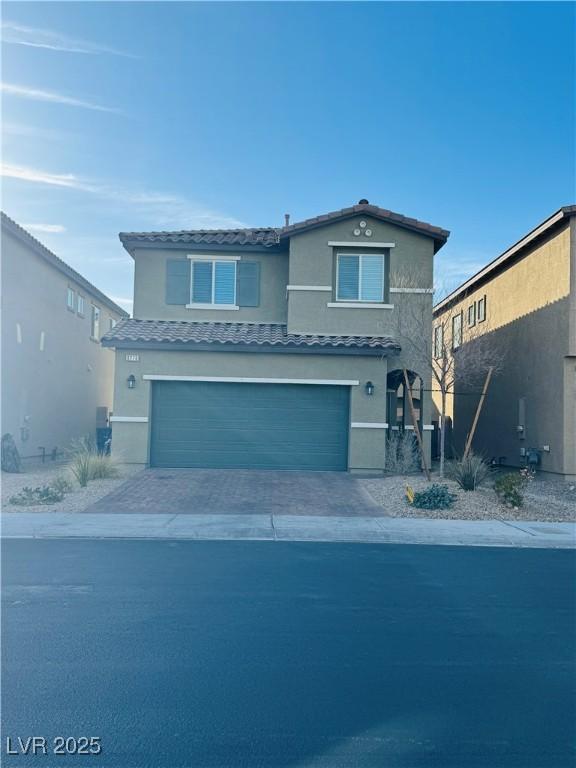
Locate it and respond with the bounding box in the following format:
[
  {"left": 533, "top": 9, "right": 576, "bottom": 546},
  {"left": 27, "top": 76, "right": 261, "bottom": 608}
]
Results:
[{"left": 391, "top": 271, "right": 505, "bottom": 477}]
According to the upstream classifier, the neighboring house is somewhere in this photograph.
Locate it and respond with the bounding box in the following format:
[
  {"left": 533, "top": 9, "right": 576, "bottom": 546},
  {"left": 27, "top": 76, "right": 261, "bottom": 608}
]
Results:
[
  {"left": 103, "top": 200, "right": 449, "bottom": 471},
  {"left": 433, "top": 206, "right": 576, "bottom": 479},
  {"left": 1, "top": 213, "right": 129, "bottom": 461}
]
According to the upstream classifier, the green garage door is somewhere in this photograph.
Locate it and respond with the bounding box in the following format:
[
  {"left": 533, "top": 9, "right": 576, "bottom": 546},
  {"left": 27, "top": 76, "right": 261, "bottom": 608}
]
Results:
[{"left": 150, "top": 381, "right": 350, "bottom": 470}]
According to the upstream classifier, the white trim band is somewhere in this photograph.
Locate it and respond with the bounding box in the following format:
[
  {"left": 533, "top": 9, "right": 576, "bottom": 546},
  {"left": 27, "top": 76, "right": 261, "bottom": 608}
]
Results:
[
  {"left": 328, "top": 241, "right": 395, "bottom": 248},
  {"left": 186, "top": 304, "right": 239, "bottom": 310},
  {"left": 405, "top": 424, "right": 435, "bottom": 431},
  {"left": 351, "top": 422, "right": 389, "bottom": 429},
  {"left": 287, "top": 285, "right": 332, "bottom": 292},
  {"left": 110, "top": 416, "right": 149, "bottom": 423},
  {"left": 327, "top": 302, "right": 394, "bottom": 309},
  {"left": 390, "top": 288, "right": 434, "bottom": 294},
  {"left": 143, "top": 375, "right": 360, "bottom": 386},
  {"left": 187, "top": 254, "right": 240, "bottom": 261}
]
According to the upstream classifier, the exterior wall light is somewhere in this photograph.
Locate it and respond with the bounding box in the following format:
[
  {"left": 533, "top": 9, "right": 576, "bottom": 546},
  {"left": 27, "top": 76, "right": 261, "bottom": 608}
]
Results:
[
  {"left": 127, "top": 374, "right": 136, "bottom": 389},
  {"left": 365, "top": 381, "right": 374, "bottom": 396}
]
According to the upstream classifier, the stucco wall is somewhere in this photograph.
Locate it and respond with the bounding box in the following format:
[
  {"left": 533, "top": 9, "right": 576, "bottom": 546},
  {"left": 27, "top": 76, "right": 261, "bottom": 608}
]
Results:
[
  {"left": 111, "top": 348, "right": 392, "bottom": 471},
  {"left": 132, "top": 247, "right": 289, "bottom": 323},
  {"left": 287, "top": 215, "right": 434, "bottom": 337},
  {"left": 1, "top": 227, "right": 124, "bottom": 459},
  {"left": 433, "top": 223, "right": 573, "bottom": 475}
]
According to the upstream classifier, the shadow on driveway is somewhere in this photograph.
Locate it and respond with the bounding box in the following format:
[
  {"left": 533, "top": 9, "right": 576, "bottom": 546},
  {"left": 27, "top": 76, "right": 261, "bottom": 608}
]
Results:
[{"left": 83, "top": 468, "right": 383, "bottom": 516}]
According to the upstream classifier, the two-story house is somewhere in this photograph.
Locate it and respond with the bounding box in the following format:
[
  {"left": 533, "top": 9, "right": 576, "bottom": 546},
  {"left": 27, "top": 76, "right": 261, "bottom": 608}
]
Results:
[
  {"left": 433, "top": 205, "right": 576, "bottom": 479},
  {"left": 103, "top": 201, "right": 449, "bottom": 472},
  {"left": 1, "top": 213, "right": 129, "bottom": 462}
]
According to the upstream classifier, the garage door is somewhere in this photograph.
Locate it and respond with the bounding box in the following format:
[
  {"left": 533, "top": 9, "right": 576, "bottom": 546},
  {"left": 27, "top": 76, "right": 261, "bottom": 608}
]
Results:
[{"left": 150, "top": 381, "right": 350, "bottom": 470}]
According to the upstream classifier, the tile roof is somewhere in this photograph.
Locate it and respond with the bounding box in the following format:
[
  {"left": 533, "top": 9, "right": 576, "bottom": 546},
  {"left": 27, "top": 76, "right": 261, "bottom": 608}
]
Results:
[
  {"left": 119, "top": 228, "right": 281, "bottom": 248},
  {"left": 280, "top": 203, "right": 450, "bottom": 246},
  {"left": 2, "top": 212, "right": 129, "bottom": 318},
  {"left": 119, "top": 201, "right": 449, "bottom": 253},
  {"left": 102, "top": 319, "right": 401, "bottom": 356}
]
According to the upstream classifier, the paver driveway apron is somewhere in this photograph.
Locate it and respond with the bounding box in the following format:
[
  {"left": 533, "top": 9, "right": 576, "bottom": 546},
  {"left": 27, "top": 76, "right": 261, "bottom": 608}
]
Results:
[{"left": 83, "top": 468, "right": 383, "bottom": 516}]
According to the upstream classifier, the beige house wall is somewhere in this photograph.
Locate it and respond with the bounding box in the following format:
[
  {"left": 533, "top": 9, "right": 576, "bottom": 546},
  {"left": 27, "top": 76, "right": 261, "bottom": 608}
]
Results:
[
  {"left": 433, "top": 221, "right": 575, "bottom": 477},
  {"left": 1, "top": 223, "right": 125, "bottom": 459}
]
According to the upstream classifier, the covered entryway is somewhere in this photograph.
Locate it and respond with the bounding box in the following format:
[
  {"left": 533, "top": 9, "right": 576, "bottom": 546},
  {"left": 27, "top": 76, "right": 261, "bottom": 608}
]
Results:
[{"left": 150, "top": 381, "right": 350, "bottom": 470}]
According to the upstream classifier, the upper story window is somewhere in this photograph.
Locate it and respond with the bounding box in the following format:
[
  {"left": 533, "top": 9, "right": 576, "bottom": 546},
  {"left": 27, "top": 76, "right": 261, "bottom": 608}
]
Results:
[
  {"left": 67, "top": 287, "right": 75, "bottom": 311},
  {"left": 433, "top": 324, "right": 444, "bottom": 359},
  {"left": 190, "top": 258, "right": 237, "bottom": 307},
  {"left": 77, "top": 295, "right": 85, "bottom": 316},
  {"left": 91, "top": 305, "right": 100, "bottom": 340},
  {"left": 109, "top": 318, "right": 116, "bottom": 331},
  {"left": 477, "top": 295, "right": 486, "bottom": 322},
  {"left": 452, "top": 312, "right": 463, "bottom": 350},
  {"left": 336, "top": 253, "right": 385, "bottom": 302},
  {"left": 467, "top": 303, "right": 476, "bottom": 327}
]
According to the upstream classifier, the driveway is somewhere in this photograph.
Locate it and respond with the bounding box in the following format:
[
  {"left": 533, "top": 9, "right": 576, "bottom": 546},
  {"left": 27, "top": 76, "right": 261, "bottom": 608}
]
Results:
[{"left": 83, "top": 468, "right": 383, "bottom": 516}]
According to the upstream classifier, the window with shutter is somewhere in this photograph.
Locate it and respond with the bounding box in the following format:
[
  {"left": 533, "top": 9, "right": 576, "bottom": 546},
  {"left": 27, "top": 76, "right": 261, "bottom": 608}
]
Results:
[
  {"left": 189, "top": 259, "right": 238, "bottom": 307},
  {"left": 336, "top": 253, "right": 385, "bottom": 302}
]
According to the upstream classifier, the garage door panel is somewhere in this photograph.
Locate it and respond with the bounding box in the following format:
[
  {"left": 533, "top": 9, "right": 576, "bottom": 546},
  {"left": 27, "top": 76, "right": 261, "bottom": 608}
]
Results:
[{"left": 150, "top": 381, "right": 349, "bottom": 470}]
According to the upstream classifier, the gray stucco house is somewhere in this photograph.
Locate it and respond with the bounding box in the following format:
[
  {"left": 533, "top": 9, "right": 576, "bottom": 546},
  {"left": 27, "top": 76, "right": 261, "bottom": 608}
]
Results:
[
  {"left": 103, "top": 201, "right": 449, "bottom": 471},
  {"left": 1, "top": 213, "right": 128, "bottom": 461}
]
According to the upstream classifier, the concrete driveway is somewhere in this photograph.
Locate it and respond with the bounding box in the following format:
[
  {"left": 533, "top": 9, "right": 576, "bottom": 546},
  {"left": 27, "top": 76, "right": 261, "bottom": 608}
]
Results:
[{"left": 84, "top": 468, "right": 383, "bottom": 516}]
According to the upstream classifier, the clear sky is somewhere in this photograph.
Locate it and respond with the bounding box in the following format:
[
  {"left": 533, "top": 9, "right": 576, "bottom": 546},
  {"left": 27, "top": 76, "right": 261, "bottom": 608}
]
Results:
[{"left": 2, "top": 1, "right": 574, "bottom": 313}]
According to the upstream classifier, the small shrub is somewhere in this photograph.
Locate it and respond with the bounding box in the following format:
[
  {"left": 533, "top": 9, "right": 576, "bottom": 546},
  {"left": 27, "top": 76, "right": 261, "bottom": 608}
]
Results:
[
  {"left": 410, "top": 483, "right": 456, "bottom": 510},
  {"left": 51, "top": 474, "right": 73, "bottom": 494},
  {"left": 66, "top": 437, "right": 119, "bottom": 486},
  {"left": 385, "top": 430, "right": 419, "bottom": 474},
  {"left": 10, "top": 484, "right": 65, "bottom": 506},
  {"left": 494, "top": 473, "right": 524, "bottom": 507},
  {"left": 68, "top": 445, "right": 93, "bottom": 487},
  {"left": 447, "top": 452, "right": 490, "bottom": 491},
  {"left": 89, "top": 453, "right": 119, "bottom": 480}
]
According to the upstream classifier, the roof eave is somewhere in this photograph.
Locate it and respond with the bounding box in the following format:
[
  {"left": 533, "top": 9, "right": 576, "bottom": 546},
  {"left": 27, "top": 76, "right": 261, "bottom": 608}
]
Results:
[
  {"left": 433, "top": 205, "right": 576, "bottom": 315},
  {"left": 101, "top": 338, "right": 400, "bottom": 357}
]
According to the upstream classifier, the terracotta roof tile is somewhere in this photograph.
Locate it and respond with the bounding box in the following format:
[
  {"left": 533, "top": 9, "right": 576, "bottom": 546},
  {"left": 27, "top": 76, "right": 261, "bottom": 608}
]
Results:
[
  {"left": 119, "top": 202, "right": 449, "bottom": 252},
  {"left": 102, "top": 319, "right": 401, "bottom": 356}
]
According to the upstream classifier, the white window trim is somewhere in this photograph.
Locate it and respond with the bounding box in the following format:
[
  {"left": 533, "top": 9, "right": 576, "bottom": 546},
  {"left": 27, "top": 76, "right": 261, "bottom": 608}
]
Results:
[
  {"left": 336, "top": 252, "right": 386, "bottom": 303},
  {"left": 327, "top": 302, "right": 394, "bottom": 309},
  {"left": 66, "top": 287, "right": 75, "bottom": 311},
  {"left": 189, "top": 258, "right": 238, "bottom": 308},
  {"left": 77, "top": 295, "right": 85, "bottom": 316},
  {"left": 143, "top": 375, "right": 360, "bottom": 386},
  {"left": 351, "top": 422, "right": 389, "bottom": 429},
  {"left": 110, "top": 416, "right": 149, "bottom": 423},
  {"left": 286, "top": 285, "right": 332, "bottom": 292},
  {"left": 328, "top": 241, "right": 395, "bottom": 248},
  {"left": 90, "top": 304, "right": 100, "bottom": 340},
  {"left": 187, "top": 254, "right": 241, "bottom": 261}
]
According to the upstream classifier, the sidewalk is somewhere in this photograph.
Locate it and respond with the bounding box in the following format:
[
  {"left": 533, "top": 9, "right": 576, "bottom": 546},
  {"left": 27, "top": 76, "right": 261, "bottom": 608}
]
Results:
[{"left": 2, "top": 512, "right": 575, "bottom": 549}]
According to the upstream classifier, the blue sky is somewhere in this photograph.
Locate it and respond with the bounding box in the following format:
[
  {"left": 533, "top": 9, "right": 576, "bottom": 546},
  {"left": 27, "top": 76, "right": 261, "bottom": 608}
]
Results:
[{"left": 2, "top": 1, "right": 574, "bottom": 313}]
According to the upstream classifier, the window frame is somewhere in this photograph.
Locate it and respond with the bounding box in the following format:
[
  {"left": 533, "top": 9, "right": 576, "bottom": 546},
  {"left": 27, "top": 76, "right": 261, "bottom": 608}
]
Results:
[
  {"left": 467, "top": 303, "right": 476, "bottom": 328},
  {"left": 66, "top": 287, "right": 76, "bottom": 312},
  {"left": 187, "top": 256, "right": 239, "bottom": 309},
  {"left": 90, "top": 304, "right": 100, "bottom": 340},
  {"left": 335, "top": 252, "right": 386, "bottom": 303},
  {"left": 77, "top": 295, "right": 85, "bottom": 317},
  {"left": 452, "top": 312, "right": 463, "bottom": 351},
  {"left": 433, "top": 324, "right": 444, "bottom": 359},
  {"left": 477, "top": 295, "right": 487, "bottom": 323}
]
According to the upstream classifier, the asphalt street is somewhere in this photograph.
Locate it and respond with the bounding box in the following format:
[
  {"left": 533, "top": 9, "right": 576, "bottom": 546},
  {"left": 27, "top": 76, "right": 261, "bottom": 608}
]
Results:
[{"left": 2, "top": 539, "right": 575, "bottom": 768}]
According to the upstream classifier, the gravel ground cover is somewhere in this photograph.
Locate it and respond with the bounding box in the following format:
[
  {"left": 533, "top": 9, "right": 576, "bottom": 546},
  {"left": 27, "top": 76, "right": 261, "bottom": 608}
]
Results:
[
  {"left": 362, "top": 472, "right": 576, "bottom": 522},
  {"left": 1, "top": 462, "right": 142, "bottom": 514}
]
